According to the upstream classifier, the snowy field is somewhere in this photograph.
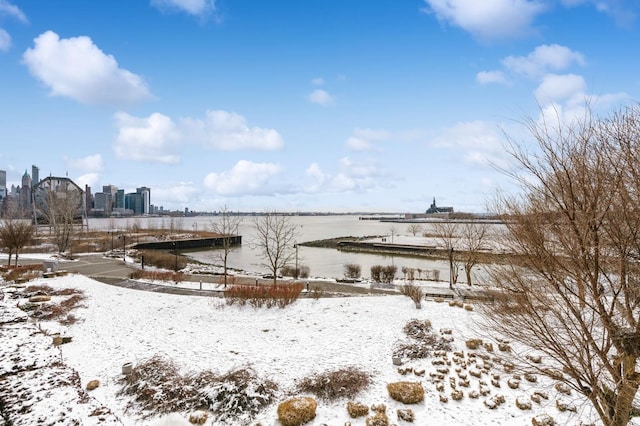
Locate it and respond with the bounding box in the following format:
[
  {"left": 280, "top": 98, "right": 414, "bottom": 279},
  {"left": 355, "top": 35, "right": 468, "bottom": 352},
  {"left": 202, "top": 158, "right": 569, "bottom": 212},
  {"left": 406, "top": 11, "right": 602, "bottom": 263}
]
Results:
[{"left": 1, "top": 264, "right": 624, "bottom": 426}]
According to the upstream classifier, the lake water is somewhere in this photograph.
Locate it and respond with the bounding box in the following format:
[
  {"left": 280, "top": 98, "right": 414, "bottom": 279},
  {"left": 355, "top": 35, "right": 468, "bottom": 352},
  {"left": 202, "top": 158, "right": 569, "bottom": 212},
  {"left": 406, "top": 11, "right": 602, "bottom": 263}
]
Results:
[{"left": 87, "top": 215, "right": 485, "bottom": 283}]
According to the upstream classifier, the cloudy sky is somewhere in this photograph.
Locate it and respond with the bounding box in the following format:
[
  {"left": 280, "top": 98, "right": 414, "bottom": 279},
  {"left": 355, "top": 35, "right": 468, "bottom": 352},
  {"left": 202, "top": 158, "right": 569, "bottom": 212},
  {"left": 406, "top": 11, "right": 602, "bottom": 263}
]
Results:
[{"left": 0, "top": 0, "right": 638, "bottom": 213}]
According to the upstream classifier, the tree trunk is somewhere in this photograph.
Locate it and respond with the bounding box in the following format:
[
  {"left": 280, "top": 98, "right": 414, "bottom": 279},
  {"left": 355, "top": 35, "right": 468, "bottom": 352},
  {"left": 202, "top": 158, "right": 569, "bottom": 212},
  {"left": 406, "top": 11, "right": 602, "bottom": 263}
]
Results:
[
  {"left": 465, "top": 264, "right": 473, "bottom": 286},
  {"left": 611, "top": 355, "right": 640, "bottom": 426}
]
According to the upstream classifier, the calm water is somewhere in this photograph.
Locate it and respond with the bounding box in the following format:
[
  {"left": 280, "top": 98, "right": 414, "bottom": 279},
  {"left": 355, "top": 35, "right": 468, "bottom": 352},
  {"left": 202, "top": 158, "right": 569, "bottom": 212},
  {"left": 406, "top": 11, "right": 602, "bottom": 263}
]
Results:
[{"left": 87, "top": 215, "right": 481, "bottom": 282}]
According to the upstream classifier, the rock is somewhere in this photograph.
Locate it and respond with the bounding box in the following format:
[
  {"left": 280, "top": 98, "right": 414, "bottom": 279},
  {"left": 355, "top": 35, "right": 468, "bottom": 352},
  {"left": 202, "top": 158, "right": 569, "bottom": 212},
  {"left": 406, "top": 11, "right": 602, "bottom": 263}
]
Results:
[
  {"left": 397, "top": 408, "right": 415, "bottom": 422},
  {"left": 29, "top": 295, "right": 51, "bottom": 303},
  {"left": 387, "top": 381, "right": 424, "bottom": 404},
  {"left": 188, "top": 410, "right": 208, "bottom": 424},
  {"left": 346, "top": 401, "right": 368, "bottom": 418}
]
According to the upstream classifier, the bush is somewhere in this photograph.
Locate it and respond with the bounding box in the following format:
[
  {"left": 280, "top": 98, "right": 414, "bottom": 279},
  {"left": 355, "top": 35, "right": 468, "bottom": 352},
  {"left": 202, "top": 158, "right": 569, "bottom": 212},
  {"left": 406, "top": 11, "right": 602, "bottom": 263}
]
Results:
[
  {"left": 344, "top": 263, "right": 361, "bottom": 279},
  {"left": 136, "top": 250, "right": 188, "bottom": 271},
  {"left": 399, "top": 284, "right": 423, "bottom": 304},
  {"left": 347, "top": 401, "right": 369, "bottom": 418},
  {"left": 297, "top": 367, "right": 371, "bottom": 401},
  {"left": 280, "top": 265, "right": 310, "bottom": 279},
  {"left": 224, "top": 283, "right": 303, "bottom": 309},
  {"left": 117, "top": 356, "right": 278, "bottom": 423},
  {"left": 277, "top": 396, "right": 317, "bottom": 426},
  {"left": 387, "top": 381, "right": 424, "bottom": 404},
  {"left": 393, "top": 319, "right": 452, "bottom": 359},
  {"left": 371, "top": 265, "right": 382, "bottom": 282}
]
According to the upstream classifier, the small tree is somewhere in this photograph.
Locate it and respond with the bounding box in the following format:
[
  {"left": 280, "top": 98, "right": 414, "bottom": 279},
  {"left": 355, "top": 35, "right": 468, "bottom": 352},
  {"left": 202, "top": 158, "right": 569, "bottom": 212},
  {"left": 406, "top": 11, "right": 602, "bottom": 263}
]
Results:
[
  {"left": 433, "top": 221, "right": 460, "bottom": 286},
  {"left": 458, "top": 222, "right": 489, "bottom": 286},
  {"left": 210, "top": 206, "right": 243, "bottom": 286},
  {"left": 0, "top": 208, "right": 35, "bottom": 266},
  {"left": 407, "top": 223, "right": 423, "bottom": 237},
  {"left": 388, "top": 225, "right": 399, "bottom": 243},
  {"left": 252, "top": 212, "right": 299, "bottom": 286},
  {"left": 34, "top": 181, "right": 84, "bottom": 253}
]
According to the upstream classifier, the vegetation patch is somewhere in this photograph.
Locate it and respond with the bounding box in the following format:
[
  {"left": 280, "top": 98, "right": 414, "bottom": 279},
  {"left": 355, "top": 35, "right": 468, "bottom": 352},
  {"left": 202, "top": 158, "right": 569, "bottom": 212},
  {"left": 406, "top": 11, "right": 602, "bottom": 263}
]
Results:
[
  {"left": 393, "top": 319, "right": 452, "bottom": 360},
  {"left": 224, "top": 283, "right": 303, "bottom": 308},
  {"left": 296, "top": 367, "right": 371, "bottom": 401},
  {"left": 117, "top": 356, "right": 278, "bottom": 424}
]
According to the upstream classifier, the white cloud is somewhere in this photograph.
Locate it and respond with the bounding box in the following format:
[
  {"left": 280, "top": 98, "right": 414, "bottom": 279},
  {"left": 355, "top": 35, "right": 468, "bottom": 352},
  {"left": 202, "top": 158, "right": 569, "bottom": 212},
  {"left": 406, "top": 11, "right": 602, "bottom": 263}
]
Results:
[
  {"left": 181, "top": 110, "right": 283, "bottom": 151},
  {"left": 422, "top": 0, "right": 547, "bottom": 42},
  {"left": 74, "top": 173, "right": 100, "bottom": 190},
  {"left": 560, "top": 0, "right": 637, "bottom": 27},
  {"left": 113, "top": 112, "right": 181, "bottom": 164},
  {"left": 431, "top": 120, "right": 508, "bottom": 167},
  {"left": 150, "top": 0, "right": 215, "bottom": 16},
  {"left": 534, "top": 73, "right": 586, "bottom": 104},
  {"left": 0, "top": 1, "right": 27, "bottom": 22},
  {"left": 502, "top": 44, "right": 585, "bottom": 78},
  {"left": 22, "top": 31, "right": 153, "bottom": 106},
  {"left": 476, "top": 70, "right": 509, "bottom": 85},
  {"left": 152, "top": 182, "right": 199, "bottom": 205},
  {"left": 346, "top": 128, "right": 393, "bottom": 151},
  {"left": 311, "top": 77, "right": 324, "bottom": 86},
  {"left": 305, "top": 157, "right": 387, "bottom": 194},
  {"left": 64, "top": 154, "right": 104, "bottom": 173},
  {"left": 308, "top": 89, "right": 334, "bottom": 106},
  {"left": 0, "top": 28, "right": 9, "bottom": 52},
  {"left": 204, "top": 160, "right": 283, "bottom": 196}
]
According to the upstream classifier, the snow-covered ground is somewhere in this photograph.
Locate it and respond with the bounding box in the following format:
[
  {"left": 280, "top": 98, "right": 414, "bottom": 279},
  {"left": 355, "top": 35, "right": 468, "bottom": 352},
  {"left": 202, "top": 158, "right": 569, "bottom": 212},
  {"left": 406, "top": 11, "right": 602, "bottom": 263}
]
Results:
[{"left": 0, "top": 267, "right": 618, "bottom": 426}]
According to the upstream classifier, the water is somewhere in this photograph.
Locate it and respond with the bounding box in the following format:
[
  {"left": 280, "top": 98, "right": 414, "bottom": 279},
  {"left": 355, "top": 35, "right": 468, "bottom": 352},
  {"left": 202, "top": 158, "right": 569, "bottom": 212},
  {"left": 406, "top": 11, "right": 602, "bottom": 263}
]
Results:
[{"left": 86, "top": 215, "right": 485, "bottom": 282}]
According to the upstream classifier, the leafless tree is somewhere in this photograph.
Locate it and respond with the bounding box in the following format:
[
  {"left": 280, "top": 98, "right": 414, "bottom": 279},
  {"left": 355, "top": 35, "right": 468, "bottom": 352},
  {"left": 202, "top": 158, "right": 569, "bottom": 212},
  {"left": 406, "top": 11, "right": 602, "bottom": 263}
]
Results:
[
  {"left": 407, "top": 223, "right": 423, "bottom": 237},
  {"left": 388, "top": 225, "right": 399, "bottom": 243},
  {"left": 252, "top": 212, "right": 299, "bottom": 286},
  {"left": 479, "top": 104, "right": 640, "bottom": 426},
  {"left": 0, "top": 207, "right": 35, "bottom": 266},
  {"left": 209, "top": 206, "right": 243, "bottom": 286},
  {"left": 458, "top": 222, "right": 489, "bottom": 286},
  {"left": 433, "top": 221, "right": 460, "bottom": 286},
  {"left": 35, "top": 185, "right": 83, "bottom": 253}
]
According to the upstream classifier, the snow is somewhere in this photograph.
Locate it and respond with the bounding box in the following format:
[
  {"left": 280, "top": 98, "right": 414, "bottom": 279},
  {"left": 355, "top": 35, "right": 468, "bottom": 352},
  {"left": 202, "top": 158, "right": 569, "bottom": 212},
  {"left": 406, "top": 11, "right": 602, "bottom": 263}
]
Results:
[{"left": 0, "top": 270, "right": 623, "bottom": 426}]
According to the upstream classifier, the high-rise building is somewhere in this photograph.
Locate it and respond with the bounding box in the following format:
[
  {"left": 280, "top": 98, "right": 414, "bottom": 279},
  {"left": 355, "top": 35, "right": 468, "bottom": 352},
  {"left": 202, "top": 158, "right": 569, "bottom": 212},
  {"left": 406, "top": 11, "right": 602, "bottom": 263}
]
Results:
[
  {"left": 0, "top": 169, "right": 6, "bottom": 199},
  {"left": 31, "top": 165, "right": 39, "bottom": 188},
  {"left": 136, "top": 186, "right": 151, "bottom": 215},
  {"left": 116, "top": 189, "right": 125, "bottom": 209},
  {"left": 20, "top": 170, "right": 31, "bottom": 211}
]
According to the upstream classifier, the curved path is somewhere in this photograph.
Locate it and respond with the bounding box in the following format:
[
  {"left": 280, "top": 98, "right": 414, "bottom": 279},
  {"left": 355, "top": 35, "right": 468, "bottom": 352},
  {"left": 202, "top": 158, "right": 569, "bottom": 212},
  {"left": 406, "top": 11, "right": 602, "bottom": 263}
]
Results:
[{"left": 57, "top": 255, "right": 400, "bottom": 297}]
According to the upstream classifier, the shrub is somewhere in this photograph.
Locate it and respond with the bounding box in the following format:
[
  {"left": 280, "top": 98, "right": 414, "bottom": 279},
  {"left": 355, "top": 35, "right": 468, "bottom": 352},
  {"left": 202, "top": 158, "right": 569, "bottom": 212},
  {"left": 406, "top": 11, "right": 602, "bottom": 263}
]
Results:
[
  {"left": 277, "top": 396, "right": 317, "bottom": 426},
  {"left": 198, "top": 368, "right": 278, "bottom": 423},
  {"left": 347, "top": 401, "right": 369, "bottom": 418},
  {"left": 31, "top": 292, "right": 86, "bottom": 322},
  {"left": 280, "top": 265, "right": 310, "bottom": 279},
  {"left": 399, "top": 284, "right": 424, "bottom": 304},
  {"left": 366, "top": 411, "right": 389, "bottom": 426},
  {"left": 393, "top": 319, "right": 452, "bottom": 359},
  {"left": 136, "top": 249, "right": 188, "bottom": 271},
  {"left": 381, "top": 265, "right": 397, "bottom": 283},
  {"left": 370, "top": 265, "right": 382, "bottom": 282},
  {"left": 344, "top": 263, "right": 361, "bottom": 279},
  {"left": 387, "top": 382, "right": 424, "bottom": 404},
  {"left": 297, "top": 367, "right": 371, "bottom": 401},
  {"left": 224, "top": 283, "right": 303, "bottom": 309},
  {"left": 117, "top": 356, "right": 278, "bottom": 423}
]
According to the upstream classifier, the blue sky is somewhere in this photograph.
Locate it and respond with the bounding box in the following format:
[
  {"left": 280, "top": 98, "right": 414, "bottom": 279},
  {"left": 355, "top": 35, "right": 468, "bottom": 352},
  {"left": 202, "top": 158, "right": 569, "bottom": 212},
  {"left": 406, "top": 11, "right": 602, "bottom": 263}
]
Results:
[{"left": 1, "top": 0, "right": 638, "bottom": 213}]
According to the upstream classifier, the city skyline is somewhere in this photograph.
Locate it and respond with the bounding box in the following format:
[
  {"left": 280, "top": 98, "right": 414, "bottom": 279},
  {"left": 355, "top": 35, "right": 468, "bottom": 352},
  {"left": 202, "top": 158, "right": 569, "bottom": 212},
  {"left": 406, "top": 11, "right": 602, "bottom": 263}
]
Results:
[{"left": 1, "top": 1, "right": 639, "bottom": 213}]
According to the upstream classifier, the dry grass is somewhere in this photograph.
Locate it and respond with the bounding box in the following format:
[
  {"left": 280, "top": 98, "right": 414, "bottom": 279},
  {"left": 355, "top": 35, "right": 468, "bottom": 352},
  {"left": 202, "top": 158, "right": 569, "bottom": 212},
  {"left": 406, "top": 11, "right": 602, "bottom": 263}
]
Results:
[
  {"left": 386, "top": 381, "right": 425, "bottom": 404},
  {"left": 277, "top": 397, "right": 317, "bottom": 426},
  {"left": 129, "top": 270, "right": 184, "bottom": 283},
  {"left": 347, "top": 401, "right": 369, "bottom": 418},
  {"left": 117, "top": 356, "right": 278, "bottom": 423},
  {"left": 393, "top": 319, "right": 452, "bottom": 360},
  {"left": 399, "top": 284, "right": 424, "bottom": 304},
  {"left": 296, "top": 367, "right": 371, "bottom": 401}
]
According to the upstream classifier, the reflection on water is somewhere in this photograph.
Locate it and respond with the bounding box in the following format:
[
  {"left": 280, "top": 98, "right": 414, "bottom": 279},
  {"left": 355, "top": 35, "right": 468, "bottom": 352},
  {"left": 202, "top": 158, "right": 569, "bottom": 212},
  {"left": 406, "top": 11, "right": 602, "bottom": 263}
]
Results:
[{"left": 87, "top": 215, "right": 492, "bottom": 283}]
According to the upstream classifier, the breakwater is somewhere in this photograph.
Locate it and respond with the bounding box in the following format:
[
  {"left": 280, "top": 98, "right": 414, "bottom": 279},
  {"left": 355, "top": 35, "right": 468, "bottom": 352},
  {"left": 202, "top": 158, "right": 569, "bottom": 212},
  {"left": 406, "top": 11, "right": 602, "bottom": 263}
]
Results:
[{"left": 133, "top": 235, "right": 242, "bottom": 251}]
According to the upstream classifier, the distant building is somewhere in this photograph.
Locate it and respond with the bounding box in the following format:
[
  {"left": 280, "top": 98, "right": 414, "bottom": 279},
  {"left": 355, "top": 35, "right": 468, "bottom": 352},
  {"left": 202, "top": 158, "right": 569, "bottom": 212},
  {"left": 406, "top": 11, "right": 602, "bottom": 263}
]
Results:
[
  {"left": 426, "top": 197, "right": 453, "bottom": 214},
  {"left": 32, "top": 176, "right": 87, "bottom": 226},
  {"left": 31, "top": 165, "right": 39, "bottom": 188}
]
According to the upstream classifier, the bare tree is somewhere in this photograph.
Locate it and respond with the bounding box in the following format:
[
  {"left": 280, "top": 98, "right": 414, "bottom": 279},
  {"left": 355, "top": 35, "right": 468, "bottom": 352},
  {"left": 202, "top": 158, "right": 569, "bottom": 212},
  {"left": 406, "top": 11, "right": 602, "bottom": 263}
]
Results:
[
  {"left": 34, "top": 182, "right": 84, "bottom": 253},
  {"left": 407, "top": 223, "right": 423, "bottom": 237},
  {"left": 458, "top": 222, "right": 489, "bottom": 286},
  {"left": 388, "top": 225, "right": 399, "bottom": 243},
  {"left": 433, "top": 221, "right": 460, "bottom": 286},
  {"left": 0, "top": 207, "right": 35, "bottom": 266},
  {"left": 252, "top": 212, "right": 299, "bottom": 286},
  {"left": 479, "top": 104, "right": 640, "bottom": 426},
  {"left": 209, "top": 206, "right": 243, "bottom": 287}
]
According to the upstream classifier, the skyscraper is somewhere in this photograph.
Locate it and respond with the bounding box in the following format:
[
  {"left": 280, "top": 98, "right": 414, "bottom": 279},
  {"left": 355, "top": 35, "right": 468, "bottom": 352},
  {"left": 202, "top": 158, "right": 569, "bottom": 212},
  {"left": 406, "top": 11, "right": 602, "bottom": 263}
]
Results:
[
  {"left": 31, "top": 165, "right": 39, "bottom": 188},
  {"left": 0, "top": 169, "right": 6, "bottom": 199}
]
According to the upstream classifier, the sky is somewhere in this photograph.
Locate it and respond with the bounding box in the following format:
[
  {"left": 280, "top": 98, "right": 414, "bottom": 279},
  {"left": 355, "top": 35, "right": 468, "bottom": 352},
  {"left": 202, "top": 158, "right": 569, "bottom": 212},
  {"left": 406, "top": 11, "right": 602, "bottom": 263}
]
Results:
[{"left": 0, "top": 0, "right": 639, "bottom": 213}]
